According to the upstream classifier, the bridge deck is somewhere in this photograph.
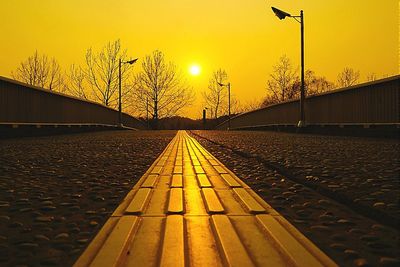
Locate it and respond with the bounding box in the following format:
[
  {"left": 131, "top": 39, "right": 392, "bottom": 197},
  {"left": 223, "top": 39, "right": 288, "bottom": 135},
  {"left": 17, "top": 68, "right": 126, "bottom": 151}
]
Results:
[{"left": 74, "top": 131, "right": 337, "bottom": 267}]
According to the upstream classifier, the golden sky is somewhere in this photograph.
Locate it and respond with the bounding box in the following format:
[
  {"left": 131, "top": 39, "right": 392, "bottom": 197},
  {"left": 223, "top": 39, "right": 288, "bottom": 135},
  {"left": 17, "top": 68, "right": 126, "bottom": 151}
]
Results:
[{"left": 1, "top": 0, "right": 398, "bottom": 118}]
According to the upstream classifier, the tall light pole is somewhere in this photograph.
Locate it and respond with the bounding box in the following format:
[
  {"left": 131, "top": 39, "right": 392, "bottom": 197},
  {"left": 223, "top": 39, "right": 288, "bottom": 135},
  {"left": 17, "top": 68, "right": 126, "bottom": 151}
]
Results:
[
  {"left": 118, "top": 58, "right": 138, "bottom": 127},
  {"left": 146, "top": 95, "right": 149, "bottom": 130},
  {"left": 203, "top": 107, "right": 208, "bottom": 130},
  {"left": 271, "top": 6, "right": 305, "bottom": 127},
  {"left": 217, "top": 82, "right": 231, "bottom": 130}
]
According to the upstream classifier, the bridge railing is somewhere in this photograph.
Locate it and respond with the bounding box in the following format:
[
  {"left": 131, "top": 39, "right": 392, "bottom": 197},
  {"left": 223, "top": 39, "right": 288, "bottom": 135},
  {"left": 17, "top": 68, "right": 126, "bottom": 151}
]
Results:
[
  {"left": 0, "top": 76, "right": 146, "bottom": 129},
  {"left": 216, "top": 75, "right": 399, "bottom": 130}
]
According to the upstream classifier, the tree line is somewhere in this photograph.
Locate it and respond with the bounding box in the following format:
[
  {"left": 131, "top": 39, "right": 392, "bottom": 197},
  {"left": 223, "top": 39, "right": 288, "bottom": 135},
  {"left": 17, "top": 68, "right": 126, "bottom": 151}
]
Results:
[
  {"left": 203, "top": 55, "right": 382, "bottom": 118},
  {"left": 12, "top": 41, "right": 383, "bottom": 121},
  {"left": 11, "top": 40, "right": 194, "bottom": 125}
]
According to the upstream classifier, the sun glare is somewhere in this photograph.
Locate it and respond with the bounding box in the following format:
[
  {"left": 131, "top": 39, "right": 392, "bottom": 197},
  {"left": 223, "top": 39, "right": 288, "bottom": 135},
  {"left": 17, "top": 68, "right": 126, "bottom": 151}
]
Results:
[{"left": 189, "top": 64, "right": 201, "bottom": 76}]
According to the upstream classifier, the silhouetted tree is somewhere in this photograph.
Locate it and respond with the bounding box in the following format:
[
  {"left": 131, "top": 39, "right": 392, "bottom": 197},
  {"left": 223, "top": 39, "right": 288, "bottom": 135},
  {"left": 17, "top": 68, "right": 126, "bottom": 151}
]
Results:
[
  {"left": 84, "top": 40, "right": 132, "bottom": 107},
  {"left": 264, "top": 58, "right": 335, "bottom": 107},
  {"left": 66, "top": 64, "right": 89, "bottom": 100},
  {"left": 266, "top": 55, "right": 298, "bottom": 103},
  {"left": 12, "top": 50, "right": 64, "bottom": 91},
  {"left": 337, "top": 67, "right": 360, "bottom": 87},
  {"left": 132, "top": 50, "right": 194, "bottom": 125},
  {"left": 202, "top": 69, "right": 229, "bottom": 119},
  {"left": 293, "top": 70, "right": 334, "bottom": 96}
]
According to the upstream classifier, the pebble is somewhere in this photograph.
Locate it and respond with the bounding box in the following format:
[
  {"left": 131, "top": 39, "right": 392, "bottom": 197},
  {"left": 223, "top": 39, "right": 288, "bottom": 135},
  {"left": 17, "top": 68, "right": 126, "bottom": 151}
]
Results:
[
  {"left": 89, "top": 221, "right": 99, "bottom": 227},
  {"left": 371, "top": 224, "right": 390, "bottom": 232},
  {"left": 344, "top": 249, "right": 359, "bottom": 259},
  {"left": 34, "top": 234, "right": 50, "bottom": 242},
  {"left": 35, "top": 216, "right": 54, "bottom": 222},
  {"left": 55, "top": 233, "right": 69, "bottom": 240},
  {"left": 372, "top": 202, "right": 385, "bottom": 208},
  {"left": 19, "top": 208, "right": 33, "bottom": 212},
  {"left": 76, "top": 239, "right": 88, "bottom": 244},
  {"left": 85, "top": 210, "right": 97, "bottom": 215},
  {"left": 337, "top": 219, "right": 356, "bottom": 226},
  {"left": 317, "top": 199, "right": 331, "bottom": 206},
  {"left": 0, "top": 215, "right": 10, "bottom": 221}
]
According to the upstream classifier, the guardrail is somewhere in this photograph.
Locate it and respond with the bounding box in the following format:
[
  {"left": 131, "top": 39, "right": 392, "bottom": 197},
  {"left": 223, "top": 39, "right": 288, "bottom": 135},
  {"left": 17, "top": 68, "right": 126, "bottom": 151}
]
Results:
[
  {"left": 0, "top": 76, "right": 146, "bottom": 129},
  {"left": 216, "top": 75, "right": 399, "bottom": 130}
]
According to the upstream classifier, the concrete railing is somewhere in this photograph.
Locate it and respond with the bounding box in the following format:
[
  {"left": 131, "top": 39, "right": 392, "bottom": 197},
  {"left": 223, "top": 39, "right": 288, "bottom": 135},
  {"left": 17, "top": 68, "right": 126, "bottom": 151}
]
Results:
[
  {"left": 216, "top": 75, "right": 399, "bottom": 130},
  {"left": 0, "top": 76, "right": 146, "bottom": 129}
]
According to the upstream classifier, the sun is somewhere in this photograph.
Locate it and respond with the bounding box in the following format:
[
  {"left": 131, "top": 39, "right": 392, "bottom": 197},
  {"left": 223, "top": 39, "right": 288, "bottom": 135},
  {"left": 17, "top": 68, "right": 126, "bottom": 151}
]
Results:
[{"left": 189, "top": 64, "right": 201, "bottom": 76}]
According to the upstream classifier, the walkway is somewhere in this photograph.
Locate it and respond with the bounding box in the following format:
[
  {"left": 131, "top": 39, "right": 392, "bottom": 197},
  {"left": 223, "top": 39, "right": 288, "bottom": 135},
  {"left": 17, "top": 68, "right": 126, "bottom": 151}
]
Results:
[{"left": 74, "top": 131, "right": 337, "bottom": 267}]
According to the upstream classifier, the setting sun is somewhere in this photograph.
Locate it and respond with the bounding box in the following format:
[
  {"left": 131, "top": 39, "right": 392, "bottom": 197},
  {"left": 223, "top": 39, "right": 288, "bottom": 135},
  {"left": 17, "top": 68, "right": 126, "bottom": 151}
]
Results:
[{"left": 189, "top": 64, "right": 201, "bottom": 76}]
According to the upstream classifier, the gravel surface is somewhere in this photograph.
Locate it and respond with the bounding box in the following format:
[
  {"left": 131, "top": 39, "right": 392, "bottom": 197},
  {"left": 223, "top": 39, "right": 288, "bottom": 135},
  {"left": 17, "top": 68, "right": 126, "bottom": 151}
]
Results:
[
  {"left": 191, "top": 130, "right": 400, "bottom": 267},
  {"left": 0, "top": 130, "right": 176, "bottom": 267}
]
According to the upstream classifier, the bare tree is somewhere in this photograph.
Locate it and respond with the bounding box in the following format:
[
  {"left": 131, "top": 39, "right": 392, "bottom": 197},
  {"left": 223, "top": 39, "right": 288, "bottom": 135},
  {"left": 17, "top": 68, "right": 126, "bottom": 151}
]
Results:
[
  {"left": 132, "top": 50, "right": 194, "bottom": 123},
  {"left": 337, "top": 67, "right": 360, "bottom": 87},
  {"left": 296, "top": 70, "right": 334, "bottom": 96},
  {"left": 84, "top": 40, "right": 132, "bottom": 107},
  {"left": 66, "top": 64, "right": 89, "bottom": 99},
  {"left": 202, "top": 69, "right": 228, "bottom": 119},
  {"left": 12, "top": 50, "right": 64, "bottom": 91},
  {"left": 266, "top": 55, "right": 298, "bottom": 103}
]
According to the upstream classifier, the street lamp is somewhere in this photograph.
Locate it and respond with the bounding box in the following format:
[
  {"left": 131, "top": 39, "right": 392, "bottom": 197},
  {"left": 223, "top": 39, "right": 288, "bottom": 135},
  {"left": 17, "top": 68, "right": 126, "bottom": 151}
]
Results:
[
  {"left": 118, "top": 58, "right": 138, "bottom": 127},
  {"left": 146, "top": 95, "right": 150, "bottom": 130},
  {"left": 217, "top": 82, "right": 231, "bottom": 130},
  {"left": 271, "top": 6, "right": 305, "bottom": 127}
]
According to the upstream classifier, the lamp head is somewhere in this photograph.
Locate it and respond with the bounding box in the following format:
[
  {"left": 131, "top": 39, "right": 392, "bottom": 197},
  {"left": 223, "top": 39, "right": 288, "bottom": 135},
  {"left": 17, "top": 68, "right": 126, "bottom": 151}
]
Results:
[
  {"left": 127, "top": 58, "right": 139, "bottom": 64},
  {"left": 217, "top": 82, "right": 224, "bottom": 87},
  {"left": 271, "top": 7, "right": 291, "bottom": 20}
]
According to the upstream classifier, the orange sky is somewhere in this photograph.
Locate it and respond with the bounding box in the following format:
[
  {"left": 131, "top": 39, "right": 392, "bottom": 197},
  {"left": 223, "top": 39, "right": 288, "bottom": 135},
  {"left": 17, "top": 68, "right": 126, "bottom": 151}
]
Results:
[{"left": 1, "top": 0, "right": 398, "bottom": 118}]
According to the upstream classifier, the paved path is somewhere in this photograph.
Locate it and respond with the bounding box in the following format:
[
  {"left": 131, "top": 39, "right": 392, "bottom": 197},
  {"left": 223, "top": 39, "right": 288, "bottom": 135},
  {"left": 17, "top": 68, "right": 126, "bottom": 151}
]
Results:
[{"left": 74, "top": 131, "right": 336, "bottom": 267}]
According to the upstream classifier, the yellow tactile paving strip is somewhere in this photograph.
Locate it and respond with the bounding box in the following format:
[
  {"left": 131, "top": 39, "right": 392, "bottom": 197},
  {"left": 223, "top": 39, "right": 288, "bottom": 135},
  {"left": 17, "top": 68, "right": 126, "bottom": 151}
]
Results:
[{"left": 74, "top": 131, "right": 338, "bottom": 267}]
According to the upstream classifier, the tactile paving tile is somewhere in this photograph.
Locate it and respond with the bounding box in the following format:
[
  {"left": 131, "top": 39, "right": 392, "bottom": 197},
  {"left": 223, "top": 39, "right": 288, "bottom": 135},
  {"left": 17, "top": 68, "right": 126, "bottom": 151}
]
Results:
[{"left": 74, "top": 131, "right": 337, "bottom": 267}]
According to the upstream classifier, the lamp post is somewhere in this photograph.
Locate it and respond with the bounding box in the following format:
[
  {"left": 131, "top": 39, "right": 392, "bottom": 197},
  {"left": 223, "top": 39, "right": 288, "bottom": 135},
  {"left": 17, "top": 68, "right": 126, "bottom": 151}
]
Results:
[
  {"left": 203, "top": 107, "right": 208, "bottom": 130},
  {"left": 271, "top": 6, "right": 305, "bottom": 127},
  {"left": 118, "top": 58, "right": 138, "bottom": 127},
  {"left": 146, "top": 95, "right": 149, "bottom": 130},
  {"left": 217, "top": 82, "right": 231, "bottom": 130}
]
